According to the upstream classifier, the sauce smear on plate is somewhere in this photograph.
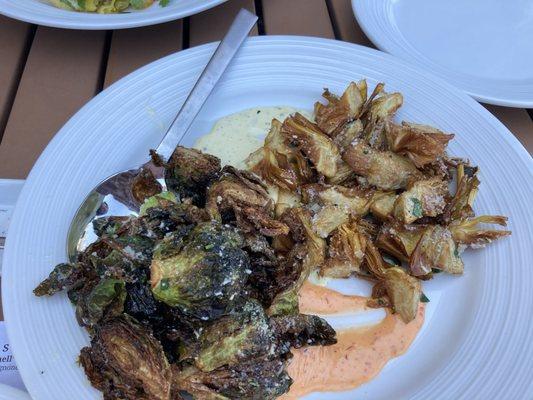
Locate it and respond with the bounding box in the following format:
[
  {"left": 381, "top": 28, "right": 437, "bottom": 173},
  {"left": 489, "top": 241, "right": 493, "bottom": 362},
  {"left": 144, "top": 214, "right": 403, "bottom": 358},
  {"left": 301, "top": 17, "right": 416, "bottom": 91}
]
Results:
[{"left": 282, "top": 283, "right": 425, "bottom": 398}]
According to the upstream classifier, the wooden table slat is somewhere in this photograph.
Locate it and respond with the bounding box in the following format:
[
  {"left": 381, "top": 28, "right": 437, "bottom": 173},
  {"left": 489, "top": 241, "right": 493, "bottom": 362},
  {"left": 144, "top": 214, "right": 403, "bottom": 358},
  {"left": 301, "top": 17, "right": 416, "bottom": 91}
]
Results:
[
  {"left": 104, "top": 21, "right": 183, "bottom": 88},
  {"left": 189, "top": 0, "right": 257, "bottom": 47},
  {"left": 262, "top": 0, "right": 334, "bottom": 38},
  {"left": 0, "top": 17, "right": 34, "bottom": 143},
  {"left": 0, "top": 27, "right": 107, "bottom": 179}
]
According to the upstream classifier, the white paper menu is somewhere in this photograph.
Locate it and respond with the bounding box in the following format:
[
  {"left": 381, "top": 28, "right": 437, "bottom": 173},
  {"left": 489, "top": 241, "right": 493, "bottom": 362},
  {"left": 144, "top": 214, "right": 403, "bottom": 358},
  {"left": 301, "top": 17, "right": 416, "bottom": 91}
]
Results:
[
  {"left": 0, "top": 322, "right": 25, "bottom": 391},
  {"left": 0, "top": 179, "right": 24, "bottom": 273}
]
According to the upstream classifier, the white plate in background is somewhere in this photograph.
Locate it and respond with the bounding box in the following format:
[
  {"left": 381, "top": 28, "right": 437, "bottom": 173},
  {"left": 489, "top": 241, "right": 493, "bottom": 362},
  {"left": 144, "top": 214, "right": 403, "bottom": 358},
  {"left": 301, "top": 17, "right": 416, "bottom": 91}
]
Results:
[
  {"left": 2, "top": 36, "right": 533, "bottom": 399},
  {"left": 0, "top": 0, "right": 227, "bottom": 30},
  {"left": 353, "top": 0, "right": 533, "bottom": 107}
]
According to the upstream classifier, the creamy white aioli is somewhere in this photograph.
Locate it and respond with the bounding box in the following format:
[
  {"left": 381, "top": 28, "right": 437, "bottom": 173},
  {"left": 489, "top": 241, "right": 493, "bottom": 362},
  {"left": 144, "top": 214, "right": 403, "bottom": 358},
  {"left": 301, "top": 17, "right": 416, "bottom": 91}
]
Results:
[{"left": 193, "top": 106, "right": 311, "bottom": 169}]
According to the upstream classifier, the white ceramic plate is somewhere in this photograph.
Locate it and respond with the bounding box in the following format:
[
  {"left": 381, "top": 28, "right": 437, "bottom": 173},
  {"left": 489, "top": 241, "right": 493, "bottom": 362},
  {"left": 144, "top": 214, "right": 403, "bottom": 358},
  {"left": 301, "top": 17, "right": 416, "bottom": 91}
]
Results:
[
  {"left": 0, "top": 384, "right": 30, "bottom": 400},
  {"left": 352, "top": 0, "right": 533, "bottom": 107},
  {"left": 2, "top": 36, "right": 533, "bottom": 400},
  {"left": 0, "top": 0, "right": 227, "bottom": 30}
]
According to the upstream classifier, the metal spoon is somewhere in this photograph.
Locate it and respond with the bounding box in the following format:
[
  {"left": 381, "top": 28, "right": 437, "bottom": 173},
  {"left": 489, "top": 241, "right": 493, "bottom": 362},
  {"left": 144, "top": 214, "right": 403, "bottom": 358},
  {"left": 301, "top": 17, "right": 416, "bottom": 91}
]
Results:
[{"left": 66, "top": 9, "right": 258, "bottom": 262}]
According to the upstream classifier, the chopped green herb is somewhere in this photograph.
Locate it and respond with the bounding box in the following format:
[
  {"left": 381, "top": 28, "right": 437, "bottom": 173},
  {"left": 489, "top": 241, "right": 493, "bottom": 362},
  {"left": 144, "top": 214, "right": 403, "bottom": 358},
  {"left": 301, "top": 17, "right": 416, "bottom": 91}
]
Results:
[
  {"left": 420, "top": 293, "right": 430, "bottom": 303},
  {"left": 431, "top": 268, "right": 442, "bottom": 274},
  {"left": 453, "top": 247, "right": 460, "bottom": 257},
  {"left": 205, "top": 243, "right": 215, "bottom": 250},
  {"left": 159, "top": 0, "right": 170, "bottom": 6},
  {"left": 411, "top": 198, "right": 423, "bottom": 218}
]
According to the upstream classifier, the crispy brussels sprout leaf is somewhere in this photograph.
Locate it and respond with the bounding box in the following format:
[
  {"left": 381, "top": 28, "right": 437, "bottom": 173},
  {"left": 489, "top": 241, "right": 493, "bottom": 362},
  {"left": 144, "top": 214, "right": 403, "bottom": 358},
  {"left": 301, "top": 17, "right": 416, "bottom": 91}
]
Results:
[
  {"left": 393, "top": 178, "right": 448, "bottom": 224},
  {"left": 410, "top": 225, "right": 464, "bottom": 275},
  {"left": 34, "top": 262, "right": 85, "bottom": 296},
  {"left": 343, "top": 141, "right": 422, "bottom": 190},
  {"left": 193, "top": 301, "right": 275, "bottom": 372},
  {"left": 163, "top": 146, "right": 221, "bottom": 205},
  {"left": 76, "top": 278, "right": 126, "bottom": 328},
  {"left": 131, "top": 168, "right": 163, "bottom": 204},
  {"left": 383, "top": 267, "right": 421, "bottom": 323},
  {"left": 450, "top": 215, "right": 511, "bottom": 247},
  {"left": 139, "top": 191, "right": 177, "bottom": 216},
  {"left": 79, "top": 316, "right": 172, "bottom": 400},
  {"left": 320, "top": 219, "right": 367, "bottom": 278},
  {"left": 150, "top": 222, "right": 249, "bottom": 320},
  {"left": 270, "top": 314, "right": 337, "bottom": 350},
  {"left": 282, "top": 113, "right": 341, "bottom": 178},
  {"left": 386, "top": 122, "right": 454, "bottom": 167}
]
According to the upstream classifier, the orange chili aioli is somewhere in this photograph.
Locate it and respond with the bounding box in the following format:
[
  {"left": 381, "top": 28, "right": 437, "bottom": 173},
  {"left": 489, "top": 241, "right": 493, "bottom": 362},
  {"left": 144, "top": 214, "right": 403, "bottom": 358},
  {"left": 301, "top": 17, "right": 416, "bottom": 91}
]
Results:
[{"left": 281, "top": 281, "right": 425, "bottom": 399}]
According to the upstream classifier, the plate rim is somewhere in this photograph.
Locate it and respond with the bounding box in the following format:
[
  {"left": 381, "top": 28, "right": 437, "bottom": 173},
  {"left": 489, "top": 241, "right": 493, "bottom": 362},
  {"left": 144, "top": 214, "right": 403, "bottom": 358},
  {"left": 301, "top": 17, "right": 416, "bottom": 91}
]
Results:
[
  {"left": 2, "top": 35, "right": 533, "bottom": 400},
  {"left": 0, "top": 0, "right": 228, "bottom": 30},
  {"left": 352, "top": 0, "right": 533, "bottom": 107}
]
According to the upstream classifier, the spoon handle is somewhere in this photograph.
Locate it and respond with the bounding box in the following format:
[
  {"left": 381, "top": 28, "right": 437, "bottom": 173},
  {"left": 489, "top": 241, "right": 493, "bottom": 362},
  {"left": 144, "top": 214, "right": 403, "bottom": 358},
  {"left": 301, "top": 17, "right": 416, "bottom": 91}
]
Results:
[{"left": 155, "top": 8, "right": 258, "bottom": 161}]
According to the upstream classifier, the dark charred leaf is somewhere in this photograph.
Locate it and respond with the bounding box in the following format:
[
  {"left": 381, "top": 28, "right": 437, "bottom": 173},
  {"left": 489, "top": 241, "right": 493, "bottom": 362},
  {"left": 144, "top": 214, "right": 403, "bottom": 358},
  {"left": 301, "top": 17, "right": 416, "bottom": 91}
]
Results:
[
  {"left": 132, "top": 168, "right": 163, "bottom": 204},
  {"left": 34, "top": 263, "right": 86, "bottom": 297},
  {"left": 269, "top": 314, "right": 336, "bottom": 352}
]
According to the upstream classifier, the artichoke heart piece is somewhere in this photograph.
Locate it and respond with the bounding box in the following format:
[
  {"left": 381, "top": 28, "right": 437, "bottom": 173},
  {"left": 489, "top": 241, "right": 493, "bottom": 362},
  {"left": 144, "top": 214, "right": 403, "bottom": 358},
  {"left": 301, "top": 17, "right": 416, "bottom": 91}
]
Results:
[
  {"left": 314, "top": 80, "right": 367, "bottom": 136},
  {"left": 383, "top": 267, "right": 421, "bottom": 324},
  {"left": 362, "top": 90, "right": 403, "bottom": 149},
  {"left": 450, "top": 215, "right": 511, "bottom": 248},
  {"left": 376, "top": 223, "right": 427, "bottom": 262},
  {"left": 410, "top": 225, "right": 464, "bottom": 276},
  {"left": 79, "top": 316, "right": 172, "bottom": 400},
  {"left": 246, "top": 119, "right": 314, "bottom": 191},
  {"left": 320, "top": 219, "right": 367, "bottom": 278},
  {"left": 150, "top": 222, "right": 249, "bottom": 320},
  {"left": 386, "top": 121, "right": 454, "bottom": 167},
  {"left": 444, "top": 164, "right": 480, "bottom": 222},
  {"left": 343, "top": 141, "right": 422, "bottom": 190},
  {"left": 282, "top": 113, "right": 341, "bottom": 178},
  {"left": 302, "top": 184, "right": 374, "bottom": 238},
  {"left": 370, "top": 191, "right": 398, "bottom": 221},
  {"left": 393, "top": 178, "right": 448, "bottom": 224}
]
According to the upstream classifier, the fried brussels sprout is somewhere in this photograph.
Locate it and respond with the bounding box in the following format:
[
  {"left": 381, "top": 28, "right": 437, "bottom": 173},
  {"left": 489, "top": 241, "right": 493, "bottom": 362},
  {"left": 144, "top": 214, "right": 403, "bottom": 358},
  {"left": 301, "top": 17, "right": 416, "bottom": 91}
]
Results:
[
  {"left": 450, "top": 215, "right": 511, "bottom": 248},
  {"left": 343, "top": 141, "right": 422, "bottom": 190},
  {"left": 393, "top": 178, "right": 448, "bottom": 224},
  {"left": 150, "top": 222, "right": 250, "bottom": 320},
  {"left": 314, "top": 80, "right": 367, "bottom": 136},
  {"left": 386, "top": 122, "right": 454, "bottom": 167},
  {"left": 320, "top": 219, "right": 367, "bottom": 278},
  {"left": 206, "top": 166, "right": 288, "bottom": 237},
  {"left": 162, "top": 146, "right": 221, "bottom": 205},
  {"left": 282, "top": 113, "right": 341, "bottom": 178},
  {"left": 410, "top": 225, "right": 464, "bottom": 275},
  {"left": 79, "top": 316, "right": 172, "bottom": 400},
  {"left": 191, "top": 301, "right": 275, "bottom": 372},
  {"left": 383, "top": 267, "right": 421, "bottom": 323}
]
